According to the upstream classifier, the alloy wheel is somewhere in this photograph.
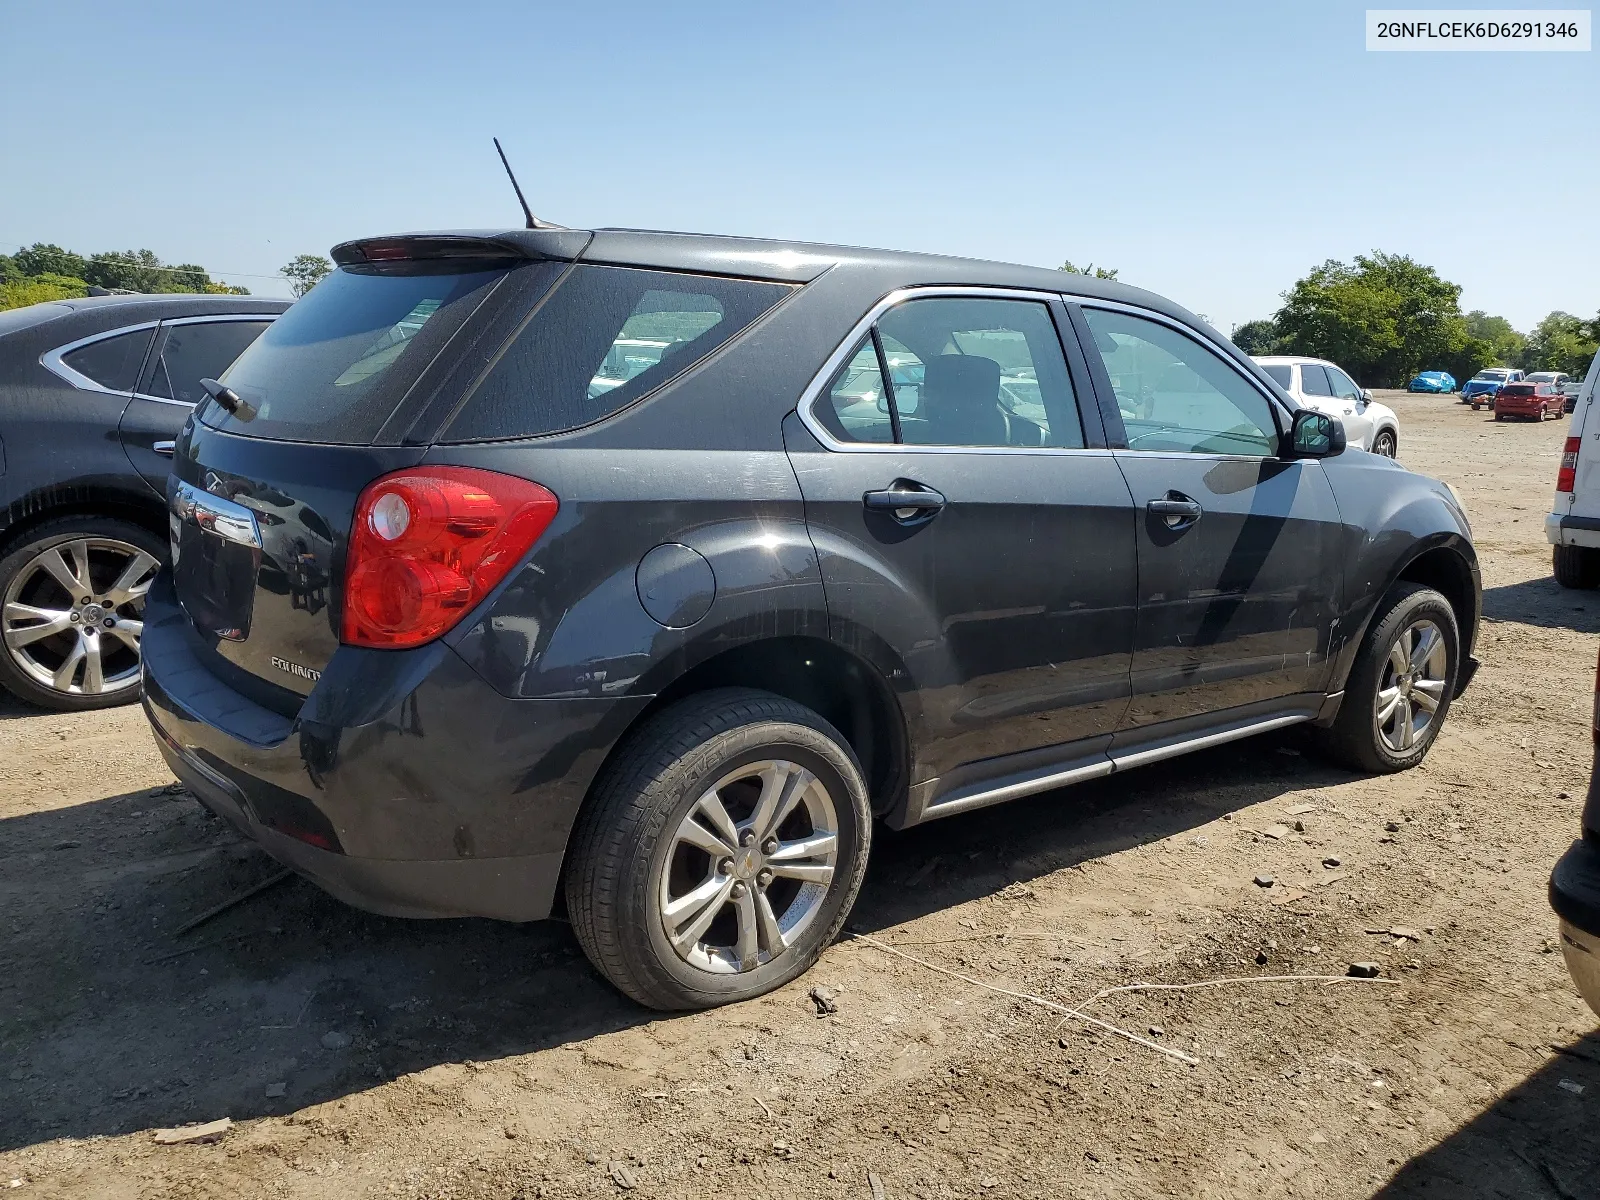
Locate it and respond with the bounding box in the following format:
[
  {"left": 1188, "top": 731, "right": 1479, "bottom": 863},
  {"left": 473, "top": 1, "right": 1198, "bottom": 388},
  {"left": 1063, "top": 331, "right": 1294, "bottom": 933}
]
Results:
[
  {"left": 1373, "top": 431, "right": 1397, "bottom": 457},
  {"left": 1375, "top": 618, "right": 1447, "bottom": 753},
  {"left": 1, "top": 538, "right": 158, "bottom": 699},
  {"left": 658, "top": 759, "right": 839, "bottom": 975}
]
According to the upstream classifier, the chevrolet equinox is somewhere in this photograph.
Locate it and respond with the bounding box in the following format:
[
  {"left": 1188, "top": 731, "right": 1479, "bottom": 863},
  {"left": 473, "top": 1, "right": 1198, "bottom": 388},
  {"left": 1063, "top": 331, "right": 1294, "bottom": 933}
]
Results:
[{"left": 141, "top": 227, "right": 1481, "bottom": 1009}]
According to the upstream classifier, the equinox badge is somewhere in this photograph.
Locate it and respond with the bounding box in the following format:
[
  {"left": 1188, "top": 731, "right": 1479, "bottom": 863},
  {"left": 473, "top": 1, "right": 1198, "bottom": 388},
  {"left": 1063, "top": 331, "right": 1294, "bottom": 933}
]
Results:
[{"left": 271, "top": 656, "right": 321, "bottom": 683}]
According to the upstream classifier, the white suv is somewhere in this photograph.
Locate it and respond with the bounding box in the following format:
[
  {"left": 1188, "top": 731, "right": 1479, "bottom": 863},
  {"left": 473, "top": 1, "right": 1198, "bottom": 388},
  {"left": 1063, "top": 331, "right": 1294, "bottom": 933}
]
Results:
[
  {"left": 1546, "top": 353, "right": 1600, "bottom": 586},
  {"left": 1253, "top": 356, "right": 1400, "bottom": 457}
]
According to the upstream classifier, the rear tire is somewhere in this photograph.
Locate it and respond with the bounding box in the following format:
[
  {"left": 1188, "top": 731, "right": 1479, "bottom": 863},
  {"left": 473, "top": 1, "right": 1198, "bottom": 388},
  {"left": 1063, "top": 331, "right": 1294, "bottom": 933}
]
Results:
[
  {"left": 1553, "top": 544, "right": 1600, "bottom": 590},
  {"left": 565, "top": 688, "right": 872, "bottom": 1010},
  {"left": 1316, "top": 583, "right": 1458, "bottom": 774},
  {"left": 0, "top": 516, "right": 164, "bottom": 712}
]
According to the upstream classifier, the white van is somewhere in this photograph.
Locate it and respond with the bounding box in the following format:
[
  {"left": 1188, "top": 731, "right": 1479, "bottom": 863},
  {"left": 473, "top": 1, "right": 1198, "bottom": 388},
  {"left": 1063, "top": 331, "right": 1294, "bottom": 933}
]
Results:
[{"left": 1546, "top": 352, "right": 1600, "bottom": 587}]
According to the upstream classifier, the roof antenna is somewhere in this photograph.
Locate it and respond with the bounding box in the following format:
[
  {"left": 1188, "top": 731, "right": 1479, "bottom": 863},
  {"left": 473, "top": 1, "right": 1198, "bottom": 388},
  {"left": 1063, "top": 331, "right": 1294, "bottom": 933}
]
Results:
[{"left": 494, "top": 137, "right": 553, "bottom": 230}]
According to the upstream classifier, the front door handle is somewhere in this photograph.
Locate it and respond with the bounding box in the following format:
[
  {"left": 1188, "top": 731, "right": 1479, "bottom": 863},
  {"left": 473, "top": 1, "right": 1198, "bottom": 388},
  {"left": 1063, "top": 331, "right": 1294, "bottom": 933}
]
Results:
[
  {"left": 152, "top": 440, "right": 176, "bottom": 457},
  {"left": 1147, "top": 492, "right": 1202, "bottom": 528},
  {"left": 864, "top": 481, "right": 946, "bottom": 523}
]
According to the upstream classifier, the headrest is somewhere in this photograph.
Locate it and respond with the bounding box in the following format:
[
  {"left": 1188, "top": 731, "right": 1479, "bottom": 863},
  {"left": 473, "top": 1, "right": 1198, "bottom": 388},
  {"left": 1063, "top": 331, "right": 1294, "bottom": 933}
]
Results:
[{"left": 922, "top": 355, "right": 1001, "bottom": 410}]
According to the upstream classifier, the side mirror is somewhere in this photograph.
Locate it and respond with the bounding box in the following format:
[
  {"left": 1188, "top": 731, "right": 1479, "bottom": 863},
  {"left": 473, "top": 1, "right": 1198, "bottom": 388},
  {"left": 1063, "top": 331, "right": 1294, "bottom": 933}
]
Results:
[
  {"left": 1287, "top": 409, "right": 1345, "bottom": 459},
  {"left": 1360, "top": 388, "right": 1374, "bottom": 402}
]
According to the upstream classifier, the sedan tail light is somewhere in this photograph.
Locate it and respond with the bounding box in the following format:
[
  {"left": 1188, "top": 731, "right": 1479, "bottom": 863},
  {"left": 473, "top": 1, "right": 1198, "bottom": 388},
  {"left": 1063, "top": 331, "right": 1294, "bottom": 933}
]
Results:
[
  {"left": 342, "top": 466, "right": 559, "bottom": 648},
  {"left": 1559, "top": 436, "right": 1582, "bottom": 493}
]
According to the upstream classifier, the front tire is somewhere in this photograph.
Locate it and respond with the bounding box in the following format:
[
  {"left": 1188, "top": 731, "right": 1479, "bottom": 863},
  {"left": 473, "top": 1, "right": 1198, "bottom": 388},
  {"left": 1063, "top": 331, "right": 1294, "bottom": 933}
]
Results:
[
  {"left": 565, "top": 689, "right": 872, "bottom": 1010},
  {"left": 1372, "top": 429, "right": 1397, "bottom": 458},
  {"left": 0, "top": 516, "right": 164, "bottom": 712},
  {"left": 1554, "top": 544, "right": 1600, "bottom": 589},
  {"left": 1317, "top": 583, "right": 1458, "bottom": 774}
]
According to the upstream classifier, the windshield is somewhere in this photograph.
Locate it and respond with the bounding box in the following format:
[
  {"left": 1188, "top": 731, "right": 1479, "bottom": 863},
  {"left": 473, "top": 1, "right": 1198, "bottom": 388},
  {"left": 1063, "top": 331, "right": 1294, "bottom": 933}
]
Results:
[{"left": 1474, "top": 370, "right": 1510, "bottom": 380}]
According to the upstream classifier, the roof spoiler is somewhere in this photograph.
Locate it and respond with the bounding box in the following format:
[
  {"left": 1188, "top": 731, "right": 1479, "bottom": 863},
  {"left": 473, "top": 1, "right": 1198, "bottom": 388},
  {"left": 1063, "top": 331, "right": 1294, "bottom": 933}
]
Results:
[{"left": 330, "top": 230, "right": 593, "bottom": 268}]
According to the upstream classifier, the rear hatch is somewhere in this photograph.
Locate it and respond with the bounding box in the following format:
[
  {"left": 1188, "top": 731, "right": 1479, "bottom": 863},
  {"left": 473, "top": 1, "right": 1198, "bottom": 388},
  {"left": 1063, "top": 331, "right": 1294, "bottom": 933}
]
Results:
[{"left": 169, "top": 237, "right": 571, "bottom": 705}]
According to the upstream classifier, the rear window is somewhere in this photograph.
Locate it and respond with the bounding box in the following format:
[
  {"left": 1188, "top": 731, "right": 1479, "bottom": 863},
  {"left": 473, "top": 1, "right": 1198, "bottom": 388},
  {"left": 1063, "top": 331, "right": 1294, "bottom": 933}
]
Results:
[
  {"left": 442, "top": 265, "right": 793, "bottom": 442},
  {"left": 1503, "top": 383, "right": 1534, "bottom": 396},
  {"left": 200, "top": 264, "right": 508, "bottom": 443},
  {"left": 1260, "top": 364, "right": 1292, "bottom": 389}
]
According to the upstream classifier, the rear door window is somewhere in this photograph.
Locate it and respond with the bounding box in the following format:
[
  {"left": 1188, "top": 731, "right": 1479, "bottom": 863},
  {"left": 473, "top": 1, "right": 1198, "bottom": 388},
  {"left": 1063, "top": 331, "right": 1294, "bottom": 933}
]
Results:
[
  {"left": 200, "top": 264, "right": 510, "bottom": 443},
  {"left": 1299, "top": 364, "right": 1334, "bottom": 396},
  {"left": 60, "top": 329, "right": 154, "bottom": 392},
  {"left": 1260, "top": 364, "right": 1293, "bottom": 389},
  {"left": 144, "top": 320, "right": 271, "bottom": 405},
  {"left": 817, "top": 340, "right": 896, "bottom": 444},
  {"left": 443, "top": 266, "right": 793, "bottom": 442}
]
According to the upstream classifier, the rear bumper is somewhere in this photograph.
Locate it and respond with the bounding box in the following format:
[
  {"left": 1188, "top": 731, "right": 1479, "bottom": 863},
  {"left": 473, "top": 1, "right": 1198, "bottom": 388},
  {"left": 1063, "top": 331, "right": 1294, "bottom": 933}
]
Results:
[
  {"left": 1551, "top": 838, "right": 1600, "bottom": 1018},
  {"left": 1546, "top": 512, "right": 1600, "bottom": 549},
  {"left": 140, "top": 572, "right": 650, "bottom": 922}
]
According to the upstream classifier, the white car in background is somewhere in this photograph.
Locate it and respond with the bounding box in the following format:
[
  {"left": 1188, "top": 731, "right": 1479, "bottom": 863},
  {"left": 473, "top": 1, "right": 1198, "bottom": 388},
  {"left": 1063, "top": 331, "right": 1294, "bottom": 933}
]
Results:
[
  {"left": 1546, "top": 353, "right": 1600, "bottom": 587},
  {"left": 1253, "top": 355, "right": 1400, "bottom": 457}
]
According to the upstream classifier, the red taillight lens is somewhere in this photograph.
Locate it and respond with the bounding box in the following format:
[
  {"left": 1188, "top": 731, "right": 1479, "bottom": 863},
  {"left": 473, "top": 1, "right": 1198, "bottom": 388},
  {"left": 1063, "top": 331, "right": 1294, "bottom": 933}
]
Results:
[
  {"left": 341, "top": 466, "right": 558, "bottom": 648},
  {"left": 1559, "top": 436, "right": 1582, "bottom": 493}
]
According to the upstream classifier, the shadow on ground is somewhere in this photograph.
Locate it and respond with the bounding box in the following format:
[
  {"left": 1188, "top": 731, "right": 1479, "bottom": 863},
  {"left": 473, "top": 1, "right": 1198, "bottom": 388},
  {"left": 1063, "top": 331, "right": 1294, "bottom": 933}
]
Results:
[
  {"left": 1483, "top": 575, "right": 1600, "bottom": 634},
  {"left": 1376, "top": 1033, "right": 1600, "bottom": 1200},
  {"left": 0, "top": 729, "right": 1333, "bottom": 1151}
]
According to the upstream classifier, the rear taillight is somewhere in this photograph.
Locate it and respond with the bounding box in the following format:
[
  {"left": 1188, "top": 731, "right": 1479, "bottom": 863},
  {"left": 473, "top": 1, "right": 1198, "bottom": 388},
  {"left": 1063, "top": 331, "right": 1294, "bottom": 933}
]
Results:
[
  {"left": 342, "top": 466, "right": 558, "bottom": 649},
  {"left": 1559, "top": 436, "right": 1582, "bottom": 493}
]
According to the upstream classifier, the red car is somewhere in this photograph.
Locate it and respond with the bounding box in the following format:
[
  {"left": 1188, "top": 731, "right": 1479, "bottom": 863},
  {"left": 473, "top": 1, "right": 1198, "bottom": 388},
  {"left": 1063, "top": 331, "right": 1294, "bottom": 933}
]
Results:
[{"left": 1493, "top": 381, "right": 1563, "bottom": 421}]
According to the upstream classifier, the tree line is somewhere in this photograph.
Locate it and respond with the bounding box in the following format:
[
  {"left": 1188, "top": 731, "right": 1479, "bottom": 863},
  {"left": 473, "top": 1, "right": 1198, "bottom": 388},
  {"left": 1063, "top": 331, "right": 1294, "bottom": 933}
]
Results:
[
  {"left": 0, "top": 243, "right": 336, "bottom": 312},
  {"left": 1230, "top": 252, "right": 1598, "bottom": 386}
]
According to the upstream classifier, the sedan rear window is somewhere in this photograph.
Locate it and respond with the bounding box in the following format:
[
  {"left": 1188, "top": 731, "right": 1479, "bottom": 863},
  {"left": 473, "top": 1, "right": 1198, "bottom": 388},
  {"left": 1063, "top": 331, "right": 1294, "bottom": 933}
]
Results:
[
  {"left": 443, "top": 266, "right": 793, "bottom": 442},
  {"left": 200, "top": 264, "right": 509, "bottom": 443}
]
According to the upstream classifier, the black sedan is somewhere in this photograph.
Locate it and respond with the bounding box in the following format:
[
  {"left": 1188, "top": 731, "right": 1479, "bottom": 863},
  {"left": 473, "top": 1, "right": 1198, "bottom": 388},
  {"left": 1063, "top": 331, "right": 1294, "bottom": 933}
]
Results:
[{"left": 0, "top": 294, "right": 288, "bottom": 710}]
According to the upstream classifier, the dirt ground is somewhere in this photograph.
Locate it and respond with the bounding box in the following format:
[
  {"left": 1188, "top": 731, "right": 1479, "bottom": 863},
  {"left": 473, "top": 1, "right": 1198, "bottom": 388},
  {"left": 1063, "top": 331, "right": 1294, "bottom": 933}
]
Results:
[{"left": 3, "top": 390, "right": 1599, "bottom": 1200}]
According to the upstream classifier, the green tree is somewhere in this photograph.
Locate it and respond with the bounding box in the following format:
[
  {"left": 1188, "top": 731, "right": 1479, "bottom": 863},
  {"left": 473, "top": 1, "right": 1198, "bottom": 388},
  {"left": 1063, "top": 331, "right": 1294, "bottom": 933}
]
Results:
[
  {"left": 0, "top": 272, "right": 89, "bottom": 310},
  {"left": 1463, "top": 310, "right": 1525, "bottom": 367},
  {"left": 1273, "top": 252, "right": 1475, "bottom": 387},
  {"left": 1059, "top": 260, "right": 1118, "bottom": 280},
  {"left": 1524, "top": 311, "right": 1599, "bottom": 379},
  {"left": 282, "top": 254, "right": 333, "bottom": 298},
  {"left": 14, "top": 243, "right": 88, "bottom": 280},
  {"left": 1230, "top": 319, "right": 1283, "bottom": 355}
]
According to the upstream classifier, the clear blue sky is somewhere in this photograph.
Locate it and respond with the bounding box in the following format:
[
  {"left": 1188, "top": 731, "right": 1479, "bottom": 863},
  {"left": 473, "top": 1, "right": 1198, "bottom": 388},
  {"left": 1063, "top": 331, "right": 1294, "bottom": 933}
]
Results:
[{"left": 2, "top": 0, "right": 1594, "bottom": 333}]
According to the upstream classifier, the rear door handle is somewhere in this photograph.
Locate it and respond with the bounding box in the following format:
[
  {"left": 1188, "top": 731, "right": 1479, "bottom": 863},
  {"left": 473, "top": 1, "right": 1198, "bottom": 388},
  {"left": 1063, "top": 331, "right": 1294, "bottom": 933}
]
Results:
[
  {"left": 1147, "top": 493, "right": 1202, "bottom": 527},
  {"left": 153, "top": 440, "right": 176, "bottom": 457},
  {"left": 864, "top": 482, "right": 946, "bottom": 523}
]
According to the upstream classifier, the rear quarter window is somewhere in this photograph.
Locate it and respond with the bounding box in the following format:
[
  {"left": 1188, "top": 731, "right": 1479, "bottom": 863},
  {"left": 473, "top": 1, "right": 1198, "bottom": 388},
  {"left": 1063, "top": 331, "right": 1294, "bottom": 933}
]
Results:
[{"left": 442, "top": 266, "right": 793, "bottom": 442}]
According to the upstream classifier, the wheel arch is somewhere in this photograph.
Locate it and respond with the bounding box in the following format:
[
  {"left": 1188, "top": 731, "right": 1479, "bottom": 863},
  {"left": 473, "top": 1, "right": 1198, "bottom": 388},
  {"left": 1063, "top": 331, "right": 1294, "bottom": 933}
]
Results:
[{"left": 1, "top": 487, "right": 168, "bottom": 561}]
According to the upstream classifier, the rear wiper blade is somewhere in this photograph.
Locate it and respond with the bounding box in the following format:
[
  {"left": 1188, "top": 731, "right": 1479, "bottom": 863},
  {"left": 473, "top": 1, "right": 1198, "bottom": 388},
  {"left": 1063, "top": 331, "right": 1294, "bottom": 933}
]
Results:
[{"left": 200, "top": 377, "right": 256, "bottom": 422}]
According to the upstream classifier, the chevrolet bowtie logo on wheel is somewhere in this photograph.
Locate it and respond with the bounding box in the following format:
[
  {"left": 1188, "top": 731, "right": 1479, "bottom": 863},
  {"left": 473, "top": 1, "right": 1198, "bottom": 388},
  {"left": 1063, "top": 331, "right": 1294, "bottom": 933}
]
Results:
[{"left": 269, "top": 656, "right": 321, "bottom": 682}]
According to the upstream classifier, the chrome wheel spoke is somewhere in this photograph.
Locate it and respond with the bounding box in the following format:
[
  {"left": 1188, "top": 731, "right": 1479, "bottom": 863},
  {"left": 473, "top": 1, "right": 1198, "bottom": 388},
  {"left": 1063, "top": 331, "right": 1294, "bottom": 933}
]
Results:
[
  {"left": 52, "top": 638, "right": 86, "bottom": 691},
  {"left": 1409, "top": 625, "right": 1441, "bottom": 673},
  {"left": 665, "top": 874, "right": 735, "bottom": 953},
  {"left": 678, "top": 809, "right": 736, "bottom": 858},
  {"left": 753, "top": 890, "right": 787, "bottom": 957},
  {"left": 769, "top": 831, "right": 837, "bottom": 863},
  {"left": 734, "top": 888, "right": 761, "bottom": 970},
  {"left": 3, "top": 603, "right": 74, "bottom": 648},
  {"left": 81, "top": 638, "right": 104, "bottom": 694},
  {"left": 692, "top": 790, "right": 740, "bottom": 851},
  {"left": 1410, "top": 686, "right": 1439, "bottom": 714},
  {"left": 1397, "top": 697, "right": 1415, "bottom": 749},
  {"left": 1376, "top": 686, "right": 1404, "bottom": 724},
  {"left": 768, "top": 860, "right": 834, "bottom": 886},
  {"left": 105, "top": 552, "right": 158, "bottom": 607},
  {"left": 747, "top": 761, "right": 813, "bottom": 842},
  {"left": 106, "top": 618, "right": 143, "bottom": 652},
  {"left": 1388, "top": 642, "right": 1410, "bottom": 679},
  {"left": 39, "top": 543, "right": 90, "bottom": 598}
]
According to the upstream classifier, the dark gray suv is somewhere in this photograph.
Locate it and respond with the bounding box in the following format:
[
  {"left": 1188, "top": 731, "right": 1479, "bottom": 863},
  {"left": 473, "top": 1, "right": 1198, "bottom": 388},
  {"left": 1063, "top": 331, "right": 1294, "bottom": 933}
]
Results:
[{"left": 141, "top": 228, "right": 1480, "bottom": 1009}]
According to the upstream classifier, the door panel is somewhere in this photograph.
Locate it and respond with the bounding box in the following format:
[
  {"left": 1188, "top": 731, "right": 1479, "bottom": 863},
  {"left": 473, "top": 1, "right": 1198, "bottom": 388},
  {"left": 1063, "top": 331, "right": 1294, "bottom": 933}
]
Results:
[
  {"left": 1071, "top": 305, "right": 1344, "bottom": 728},
  {"left": 786, "top": 417, "right": 1137, "bottom": 785},
  {"left": 1112, "top": 452, "right": 1344, "bottom": 727}
]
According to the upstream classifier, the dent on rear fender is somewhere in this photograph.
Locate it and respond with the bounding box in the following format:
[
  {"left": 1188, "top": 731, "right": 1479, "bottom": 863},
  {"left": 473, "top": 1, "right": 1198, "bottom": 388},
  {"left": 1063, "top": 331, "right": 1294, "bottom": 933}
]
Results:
[{"left": 456, "top": 516, "right": 834, "bottom": 699}]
